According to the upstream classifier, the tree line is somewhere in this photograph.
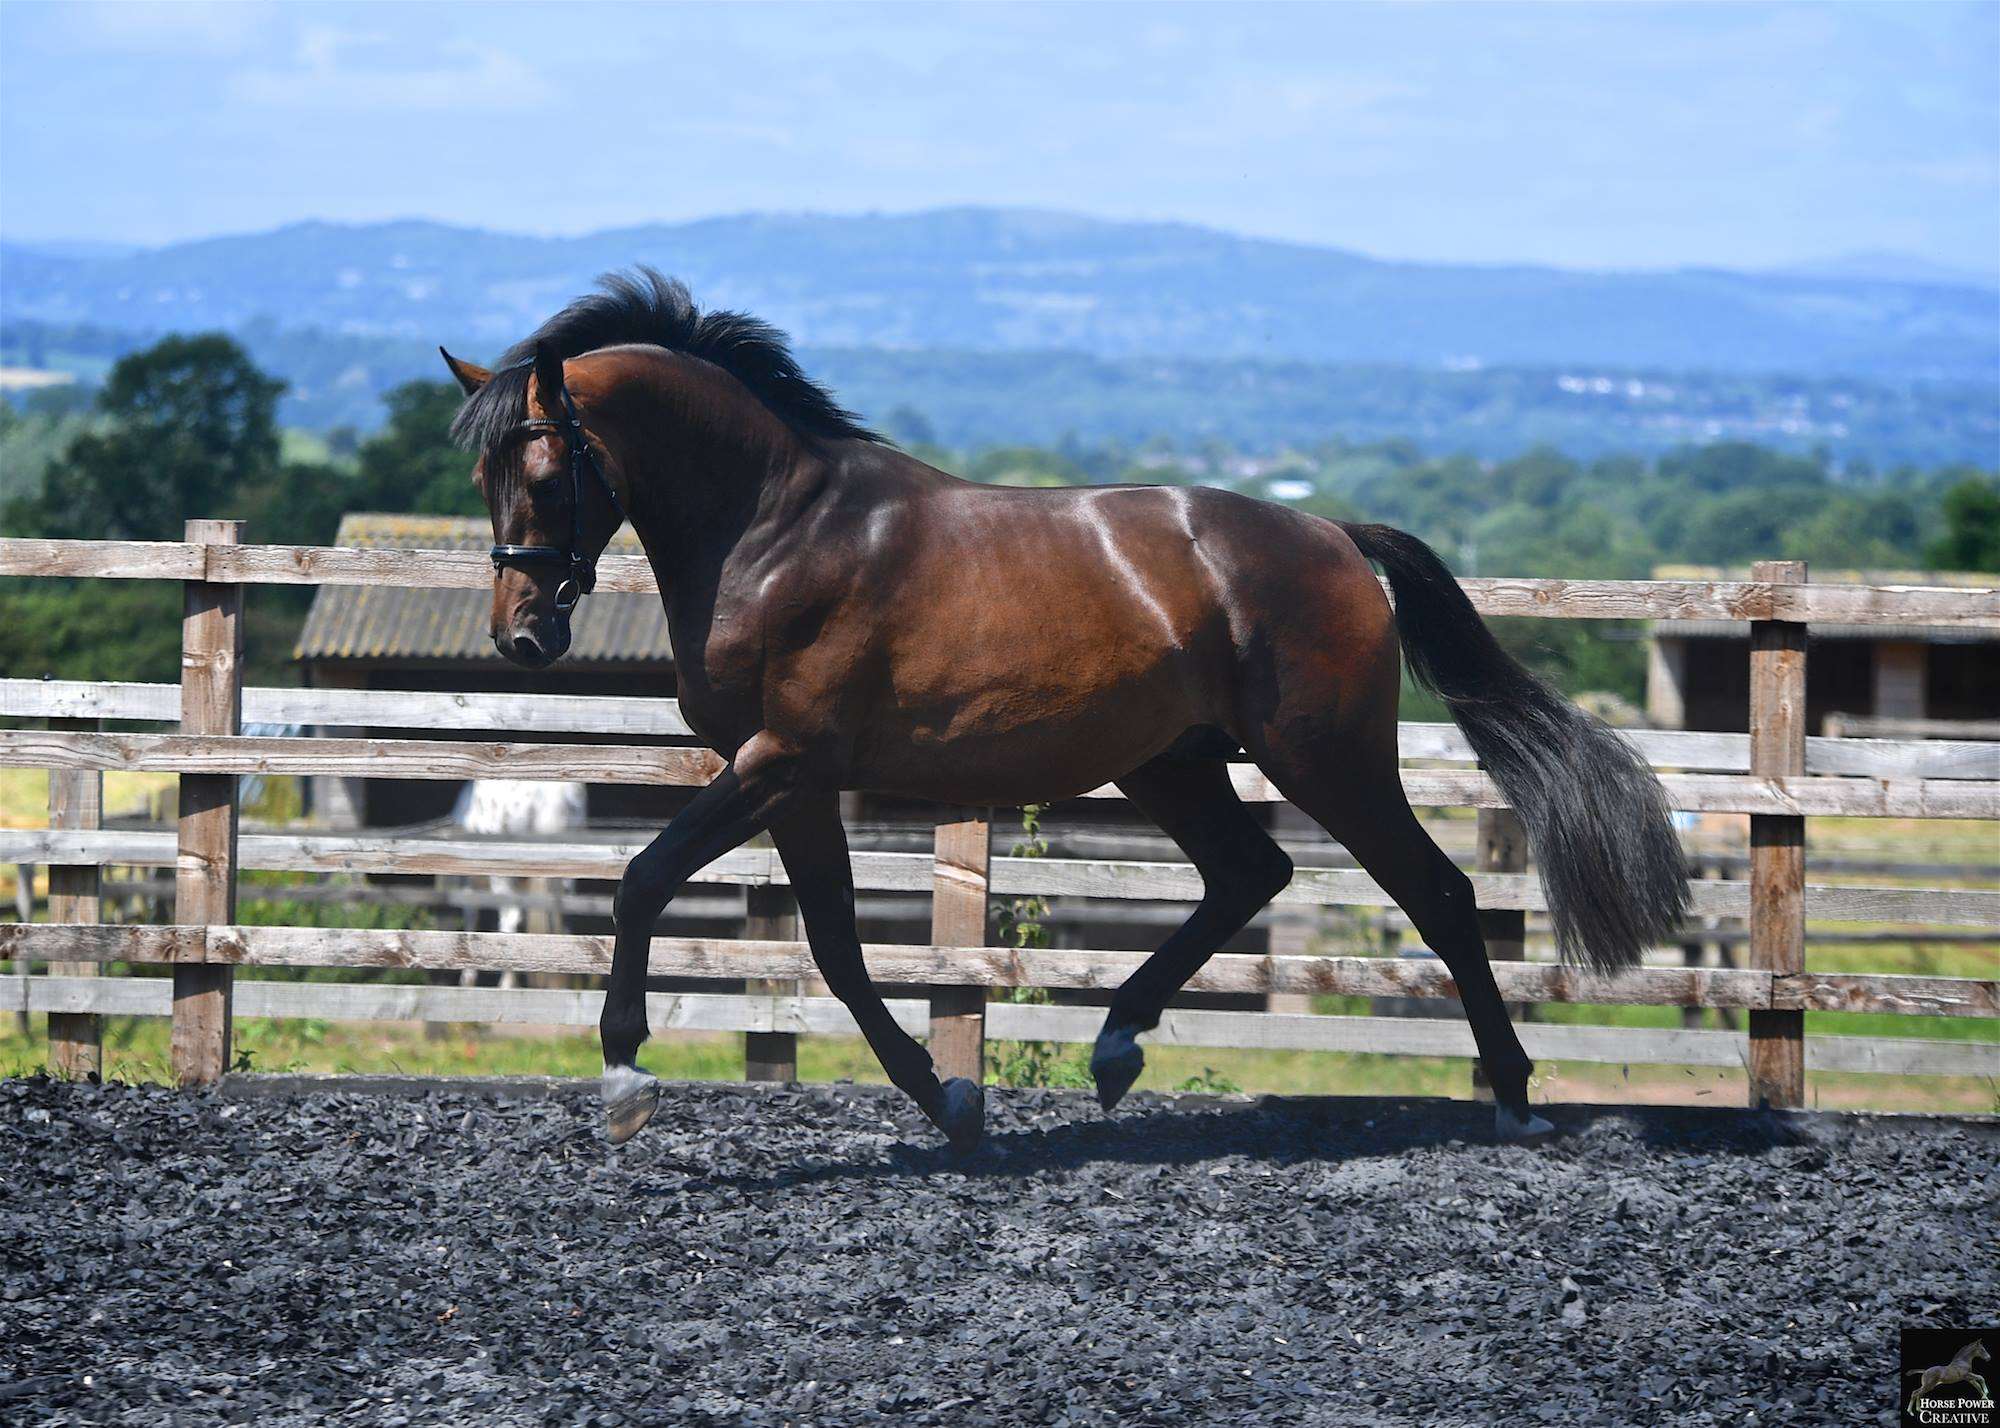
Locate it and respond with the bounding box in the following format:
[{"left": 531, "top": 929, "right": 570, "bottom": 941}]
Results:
[{"left": 4, "top": 334, "right": 1995, "bottom": 695}]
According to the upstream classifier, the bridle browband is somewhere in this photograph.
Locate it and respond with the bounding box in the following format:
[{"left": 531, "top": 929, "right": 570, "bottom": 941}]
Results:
[{"left": 488, "top": 365, "right": 627, "bottom": 613}]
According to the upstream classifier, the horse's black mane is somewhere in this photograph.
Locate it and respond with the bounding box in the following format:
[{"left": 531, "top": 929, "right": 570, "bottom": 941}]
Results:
[{"left": 451, "top": 267, "right": 878, "bottom": 454}]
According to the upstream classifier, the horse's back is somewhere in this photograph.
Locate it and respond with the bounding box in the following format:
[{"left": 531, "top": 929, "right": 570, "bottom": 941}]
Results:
[{"left": 812, "top": 469, "right": 1396, "bottom": 801}]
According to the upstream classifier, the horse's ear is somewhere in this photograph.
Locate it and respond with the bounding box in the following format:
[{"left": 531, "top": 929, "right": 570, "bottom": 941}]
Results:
[
  {"left": 533, "top": 340, "right": 567, "bottom": 412},
  {"left": 439, "top": 347, "right": 491, "bottom": 396}
]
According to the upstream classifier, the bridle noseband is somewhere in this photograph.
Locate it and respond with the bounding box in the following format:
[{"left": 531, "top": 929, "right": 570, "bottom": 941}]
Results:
[{"left": 489, "top": 371, "right": 627, "bottom": 613}]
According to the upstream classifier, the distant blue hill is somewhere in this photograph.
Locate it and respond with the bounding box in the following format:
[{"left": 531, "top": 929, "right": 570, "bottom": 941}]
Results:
[{"left": 5, "top": 208, "right": 1996, "bottom": 381}]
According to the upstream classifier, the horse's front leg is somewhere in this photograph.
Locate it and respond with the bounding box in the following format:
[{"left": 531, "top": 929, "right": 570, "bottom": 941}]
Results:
[
  {"left": 601, "top": 735, "right": 801, "bottom": 1144},
  {"left": 771, "top": 792, "right": 984, "bottom": 1152}
]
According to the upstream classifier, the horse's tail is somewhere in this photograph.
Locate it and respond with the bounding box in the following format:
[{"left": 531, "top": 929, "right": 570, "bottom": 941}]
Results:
[{"left": 1339, "top": 521, "right": 1689, "bottom": 975}]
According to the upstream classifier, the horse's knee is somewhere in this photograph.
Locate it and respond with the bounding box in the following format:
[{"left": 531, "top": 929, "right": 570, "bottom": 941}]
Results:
[
  {"left": 817, "top": 960, "right": 871, "bottom": 1006},
  {"left": 1242, "top": 841, "right": 1294, "bottom": 906},
  {"left": 613, "top": 848, "right": 672, "bottom": 928}
]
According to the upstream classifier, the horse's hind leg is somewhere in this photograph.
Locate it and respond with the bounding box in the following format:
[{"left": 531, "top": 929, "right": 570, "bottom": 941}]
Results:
[
  {"left": 1092, "top": 753, "right": 1294, "bottom": 1111},
  {"left": 1247, "top": 729, "right": 1549, "bottom": 1139}
]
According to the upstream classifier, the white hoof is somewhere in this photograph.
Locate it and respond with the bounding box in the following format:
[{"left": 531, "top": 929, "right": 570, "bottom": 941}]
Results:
[
  {"left": 602, "top": 1064, "right": 661, "bottom": 1145},
  {"left": 1494, "top": 1104, "right": 1554, "bottom": 1142}
]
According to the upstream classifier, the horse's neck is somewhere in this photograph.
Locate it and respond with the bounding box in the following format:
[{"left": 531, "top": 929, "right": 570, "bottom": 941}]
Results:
[{"left": 618, "top": 358, "right": 813, "bottom": 586}]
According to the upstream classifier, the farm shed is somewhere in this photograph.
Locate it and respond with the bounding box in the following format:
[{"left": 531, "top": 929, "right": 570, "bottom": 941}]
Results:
[
  {"left": 1644, "top": 564, "right": 2000, "bottom": 734},
  {"left": 294, "top": 514, "right": 677, "bottom": 829}
]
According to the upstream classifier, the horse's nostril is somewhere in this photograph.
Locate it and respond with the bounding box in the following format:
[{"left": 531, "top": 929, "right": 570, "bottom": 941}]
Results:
[{"left": 512, "top": 631, "right": 544, "bottom": 664}]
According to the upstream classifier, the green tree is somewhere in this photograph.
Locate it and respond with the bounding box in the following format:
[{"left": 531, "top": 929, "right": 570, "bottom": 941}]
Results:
[
  {"left": 352, "top": 381, "right": 481, "bottom": 516},
  {"left": 1926, "top": 476, "right": 2000, "bottom": 572},
  {"left": 256, "top": 381, "right": 474, "bottom": 546},
  {"left": 6, "top": 334, "right": 283, "bottom": 540}
]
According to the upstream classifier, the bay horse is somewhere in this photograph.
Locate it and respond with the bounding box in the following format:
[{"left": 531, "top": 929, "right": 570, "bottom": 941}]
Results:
[{"left": 442, "top": 269, "right": 1688, "bottom": 1152}]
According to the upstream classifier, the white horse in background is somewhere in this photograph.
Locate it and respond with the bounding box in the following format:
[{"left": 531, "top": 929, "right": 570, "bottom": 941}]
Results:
[{"left": 450, "top": 780, "right": 588, "bottom": 990}]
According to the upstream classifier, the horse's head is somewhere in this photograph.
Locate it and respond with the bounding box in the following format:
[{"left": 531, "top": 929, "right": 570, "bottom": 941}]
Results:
[
  {"left": 444, "top": 342, "right": 628, "bottom": 670},
  {"left": 1973, "top": 1341, "right": 1993, "bottom": 1364}
]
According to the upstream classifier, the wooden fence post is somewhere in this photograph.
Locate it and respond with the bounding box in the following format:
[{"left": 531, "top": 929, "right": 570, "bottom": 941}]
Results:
[
  {"left": 171, "top": 519, "right": 243, "bottom": 1087},
  {"left": 48, "top": 716, "right": 103, "bottom": 1078},
  {"left": 929, "top": 814, "right": 991, "bottom": 1084},
  {"left": 1470, "top": 805, "right": 1528, "bottom": 1101},
  {"left": 744, "top": 877, "right": 800, "bottom": 1082},
  {"left": 1748, "top": 558, "right": 1807, "bottom": 1109}
]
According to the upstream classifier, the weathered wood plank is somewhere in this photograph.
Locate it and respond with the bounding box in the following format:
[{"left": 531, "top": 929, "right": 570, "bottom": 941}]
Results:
[
  {"left": 1824, "top": 715, "right": 2000, "bottom": 742},
  {"left": 0, "top": 924, "right": 1774, "bottom": 1007},
  {"left": 0, "top": 538, "right": 204, "bottom": 581},
  {"left": 30, "top": 922, "right": 1989, "bottom": 1023},
  {"left": 171, "top": 519, "right": 241, "bottom": 1088},
  {"left": 12, "top": 923, "right": 1994, "bottom": 1017},
  {"left": 12, "top": 681, "right": 1992, "bottom": 780},
  {"left": 1800, "top": 1034, "right": 2000, "bottom": 1077},
  {"left": 7, "top": 829, "right": 1997, "bottom": 927},
  {"left": 11, "top": 971, "right": 1988, "bottom": 1077},
  {"left": 0, "top": 678, "right": 696, "bottom": 735},
  {"left": 4, "top": 975, "right": 926, "bottom": 1036},
  {"left": 0, "top": 731, "right": 724, "bottom": 785},
  {"left": 9, "top": 538, "right": 1997, "bottom": 625},
  {"left": 928, "top": 817, "right": 991, "bottom": 1082},
  {"left": 987, "top": 1003, "right": 2000, "bottom": 1076},
  {"left": 1747, "top": 559, "right": 1807, "bottom": 1110},
  {"left": 742, "top": 874, "right": 800, "bottom": 1082},
  {"left": 6, "top": 730, "right": 1989, "bottom": 816},
  {"left": 45, "top": 718, "right": 102, "bottom": 1080},
  {"left": 1771, "top": 973, "right": 2000, "bottom": 1018}
]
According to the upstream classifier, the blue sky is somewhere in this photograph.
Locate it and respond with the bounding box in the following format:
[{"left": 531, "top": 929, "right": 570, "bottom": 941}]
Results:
[{"left": 1, "top": 1, "right": 1994, "bottom": 274}]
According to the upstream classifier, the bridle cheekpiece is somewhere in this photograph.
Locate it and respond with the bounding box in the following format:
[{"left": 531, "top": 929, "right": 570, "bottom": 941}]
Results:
[{"left": 488, "top": 365, "right": 627, "bottom": 613}]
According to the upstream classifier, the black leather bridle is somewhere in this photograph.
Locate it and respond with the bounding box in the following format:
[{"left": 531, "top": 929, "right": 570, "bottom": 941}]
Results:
[{"left": 488, "top": 369, "right": 626, "bottom": 612}]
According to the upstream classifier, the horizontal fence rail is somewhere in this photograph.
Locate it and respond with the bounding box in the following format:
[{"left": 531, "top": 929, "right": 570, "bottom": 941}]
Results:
[
  {"left": 3, "top": 531, "right": 1996, "bottom": 1107},
  {"left": 4, "top": 830, "right": 1998, "bottom": 928},
  {"left": 3, "top": 731, "right": 1995, "bottom": 818},
  {"left": 5, "top": 536, "right": 1999, "bottom": 625},
  {"left": 6, "top": 678, "right": 1996, "bottom": 779},
  {"left": 7, "top": 922, "right": 1994, "bottom": 1018}
]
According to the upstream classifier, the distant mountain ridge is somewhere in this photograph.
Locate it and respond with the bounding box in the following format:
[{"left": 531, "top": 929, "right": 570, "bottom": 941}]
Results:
[{"left": 4, "top": 208, "right": 1996, "bottom": 381}]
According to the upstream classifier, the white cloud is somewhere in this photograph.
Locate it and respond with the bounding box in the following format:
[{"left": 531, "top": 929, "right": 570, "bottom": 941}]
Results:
[
  {"left": 64, "top": 0, "right": 272, "bottom": 57},
  {"left": 228, "top": 25, "right": 553, "bottom": 113}
]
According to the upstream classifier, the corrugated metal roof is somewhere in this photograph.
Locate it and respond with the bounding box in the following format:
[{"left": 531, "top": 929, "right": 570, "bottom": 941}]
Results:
[{"left": 294, "top": 514, "right": 672, "bottom": 666}]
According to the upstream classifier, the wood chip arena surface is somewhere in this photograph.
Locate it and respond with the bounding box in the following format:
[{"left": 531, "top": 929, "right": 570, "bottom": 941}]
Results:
[{"left": 3, "top": 1077, "right": 1994, "bottom": 1426}]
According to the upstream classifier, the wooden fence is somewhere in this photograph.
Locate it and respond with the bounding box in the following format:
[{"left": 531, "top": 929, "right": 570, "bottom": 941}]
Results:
[{"left": 2, "top": 525, "right": 1996, "bottom": 1107}]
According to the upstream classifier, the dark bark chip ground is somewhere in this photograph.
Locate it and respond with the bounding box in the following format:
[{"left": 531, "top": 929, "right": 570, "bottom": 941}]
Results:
[{"left": 3, "top": 1076, "right": 1993, "bottom": 1425}]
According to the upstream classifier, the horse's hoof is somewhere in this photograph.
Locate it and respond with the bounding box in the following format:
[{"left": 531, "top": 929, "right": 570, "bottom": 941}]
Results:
[
  {"left": 936, "top": 1077, "right": 985, "bottom": 1154},
  {"left": 1494, "top": 1104, "right": 1555, "bottom": 1142},
  {"left": 1091, "top": 1026, "right": 1144, "bottom": 1113},
  {"left": 603, "top": 1064, "right": 661, "bottom": 1146}
]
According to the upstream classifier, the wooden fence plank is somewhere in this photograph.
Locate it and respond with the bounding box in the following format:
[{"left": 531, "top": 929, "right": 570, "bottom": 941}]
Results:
[
  {"left": 10, "top": 921, "right": 1995, "bottom": 1019},
  {"left": 45, "top": 718, "right": 102, "bottom": 1079},
  {"left": 1748, "top": 559, "right": 1808, "bottom": 1109},
  {"left": 4, "top": 731, "right": 1992, "bottom": 817},
  {"left": 12, "top": 682, "right": 1995, "bottom": 781},
  {"left": 170, "top": 520, "right": 243, "bottom": 1087},
  {"left": 5, "top": 829, "right": 1996, "bottom": 928},
  {"left": 1471, "top": 806, "right": 1528, "bottom": 1100},
  {"left": 9, "top": 538, "right": 2000, "bottom": 624},
  {"left": 986, "top": 1003, "right": 2000, "bottom": 1077},
  {"left": 15, "top": 972, "right": 1990, "bottom": 1077},
  {"left": 0, "top": 731, "right": 725, "bottom": 785},
  {"left": 928, "top": 817, "right": 991, "bottom": 1083},
  {"left": 742, "top": 877, "right": 800, "bottom": 1082}
]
